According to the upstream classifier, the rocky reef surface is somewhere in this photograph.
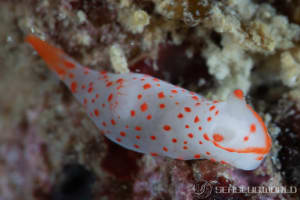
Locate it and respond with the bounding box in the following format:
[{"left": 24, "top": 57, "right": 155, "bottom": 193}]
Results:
[{"left": 0, "top": 0, "right": 300, "bottom": 199}]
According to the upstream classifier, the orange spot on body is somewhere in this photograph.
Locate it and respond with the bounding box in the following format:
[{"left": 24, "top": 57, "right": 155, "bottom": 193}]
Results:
[
  {"left": 146, "top": 114, "right": 152, "bottom": 120},
  {"left": 185, "top": 124, "right": 190, "bottom": 129},
  {"left": 135, "top": 126, "right": 142, "bottom": 131},
  {"left": 206, "top": 152, "right": 211, "bottom": 155},
  {"left": 163, "top": 125, "right": 171, "bottom": 131},
  {"left": 134, "top": 144, "right": 140, "bottom": 149},
  {"left": 81, "top": 84, "right": 86, "bottom": 89},
  {"left": 172, "top": 138, "right": 177, "bottom": 143},
  {"left": 207, "top": 116, "right": 212, "bottom": 122},
  {"left": 150, "top": 136, "right": 156, "bottom": 140},
  {"left": 188, "top": 133, "right": 194, "bottom": 138},
  {"left": 159, "top": 104, "right": 166, "bottom": 109},
  {"left": 198, "top": 126, "right": 202, "bottom": 131},
  {"left": 106, "top": 81, "right": 113, "bottom": 87},
  {"left": 71, "top": 81, "right": 77, "bottom": 93},
  {"left": 94, "top": 109, "right": 99, "bottom": 116},
  {"left": 88, "top": 87, "right": 93, "bottom": 93},
  {"left": 171, "top": 89, "right": 178, "bottom": 94},
  {"left": 203, "top": 133, "right": 210, "bottom": 141},
  {"left": 143, "top": 83, "right": 151, "bottom": 90},
  {"left": 120, "top": 131, "right": 126, "bottom": 137},
  {"left": 163, "top": 146, "right": 168, "bottom": 152},
  {"left": 136, "top": 135, "right": 141, "bottom": 139},
  {"left": 199, "top": 140, "right": 203, "bottom": 144},
  {"left": 157, "top": 92, "right": 165, "bottom": 99},
  {"left": 195, "top": 102, "right": 201, "bottom": 106},
  {"left": 183, "top": 146, "right": 188, "bottom": 150},
  {"left": 64, "top": 60, "right": 75, "bottom": 69},
  {"left": 184, "top": 107, "right": 191, "bottom": 112},
  {"left": 116, "top": 138, "right": 122, "bottom": 142},
  {"left": 194, "top": 154, "right": 201, "bottom": 159},
  {"left": 102, "top": 122, "right": 107, "bottom": 127},
  {"left": 140, "top": 102, "right": 148, "bottom": 112},
  {"left": 250, "top": 124, "right": 256, "bottom": 133},
  {"left": 184, "top": 141, "right": 188, "bottom": 144},
  {"left": 192, "top": 96, "right": 199, "bottom": 101},
  {"left": 209, "top": 105, "right": 216, "bottom": 111},
  {"left": 177, "top": 113, "right": 184, "bottom": 119},
  {"left": 111, "top": 119, "right": 116, "bottom": 125},
  {"left": 151, "top": 152, "right": 158, "bottom": 156},
  {"left": 108, "top": 93, "right": 113, "bottom": 102},
  {"left": 244, "top": 136, "right": 249, "bottom": 141},
  {"left": 194, "top": 115, "right": 200, "bottom": 123},
  {"left": 213, "top": 133, "right": 224, "bottom": 142},
  {"left": 116, "top": 78, "right": 124, "bottom": 84},
  {"left": 137, "top": 94, "right": 142, "bottom": 100}
]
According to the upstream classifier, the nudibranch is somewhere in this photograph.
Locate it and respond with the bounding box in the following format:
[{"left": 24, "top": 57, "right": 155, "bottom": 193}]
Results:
[{"left": 26, "top": 35, "right": 272, "bottom": 170}]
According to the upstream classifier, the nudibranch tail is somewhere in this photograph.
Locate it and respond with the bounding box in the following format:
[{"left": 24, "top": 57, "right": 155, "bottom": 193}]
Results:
[{"left": 26, "top": 35, "right": 77, "bottom": 78}]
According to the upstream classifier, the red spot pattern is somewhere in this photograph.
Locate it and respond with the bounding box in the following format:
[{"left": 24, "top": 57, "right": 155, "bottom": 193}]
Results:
[
  {"left": 108, "top": 93, "right": 113, "bottom": 102},
  {"left": 130, "top": 110, "right": 136, "bottom": 117},
  {"left": 203, "top": 133, "right": 210, "bottom": 141},
  {"left": 194, "top": 154, "right": 201, "bottom": 159},
  {"left": 184, "top": 107, "right": 191, "bottom": 112},
  {"left": 137, "top": 94, "right": 142, "bottom": 100},
  {"left": 143, "top": 83, "right": 151, "bottom": 90},
  {"left": 163, "top": 146, "right": 168, "bottom": 152},
  {"left": 120, "top": 131, "right": 126, "bottom": 137},
  {"left": 159, "top": 104, "right": 166, "bottom": 109},
  {"left": 94, "top": 109, "right": 99, "bottom": 116},
  {"left": 177, "top": 113, "right": 184, "bottom": 119},
  {"left": 194, "top": 115, "right": 200, "bottom": 123},
  {"left": 209, "top": 105, "right": 216, "bottom": 111},
  {"left": 157, "top": 92, "right": 165, "bottom": 99},
  {"left": 150, "top": 136, "right": 156, "bottom": 140},
  {"left": 135, "top": 126, "right": 142, "bottom": 131},
  {"left": 71, "top": 81, "right": 77, "bottom": 93},
  {"left": 250, "top": 124, "right": 256, "bottom": 133},
  {"left": 140, "top": 102, "right": 148, "bottom": 112},
  {"left": 163, "top": 125, "right": 171, "bottom": 131},
  {"left": 213, "top": 133, "right": 224, "bottom": 142}
]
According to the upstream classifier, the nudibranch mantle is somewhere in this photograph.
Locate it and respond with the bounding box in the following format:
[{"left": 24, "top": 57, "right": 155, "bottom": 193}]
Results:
[{"left": 26, "top": 35, "right": 272, "bottom": 170}]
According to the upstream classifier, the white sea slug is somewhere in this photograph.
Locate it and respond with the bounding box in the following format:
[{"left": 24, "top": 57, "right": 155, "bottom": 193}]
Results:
[{"left": 26, "top": 35, "right": 272, "bottom": 170}]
